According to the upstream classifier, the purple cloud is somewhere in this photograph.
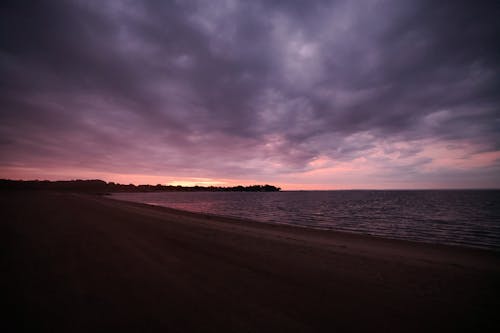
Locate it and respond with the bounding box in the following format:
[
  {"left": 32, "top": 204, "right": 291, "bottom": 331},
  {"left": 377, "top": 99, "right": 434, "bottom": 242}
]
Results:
[{"left": 1, "top": 0, "right": 499, "bottom": 188}]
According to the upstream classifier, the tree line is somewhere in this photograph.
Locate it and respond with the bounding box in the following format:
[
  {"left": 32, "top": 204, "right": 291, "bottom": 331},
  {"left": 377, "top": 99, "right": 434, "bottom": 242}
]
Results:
[{"left": 0, "top": 179, "right": 281, "bottom": 193}]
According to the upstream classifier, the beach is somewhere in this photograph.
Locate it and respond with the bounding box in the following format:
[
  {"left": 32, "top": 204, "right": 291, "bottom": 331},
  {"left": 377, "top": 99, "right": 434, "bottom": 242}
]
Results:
[{"left": 2, "top": 191, "right": 499, "bottom": 332}]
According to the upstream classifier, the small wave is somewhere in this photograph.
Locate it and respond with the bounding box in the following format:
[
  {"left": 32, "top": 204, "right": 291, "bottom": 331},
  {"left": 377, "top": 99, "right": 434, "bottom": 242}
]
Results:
[{"left": 112, "top": 190, "right": 500, "bottom": 251}]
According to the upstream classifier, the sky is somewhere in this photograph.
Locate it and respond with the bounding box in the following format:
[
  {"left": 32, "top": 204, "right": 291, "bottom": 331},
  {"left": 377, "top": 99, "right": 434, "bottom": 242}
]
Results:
[{"left": 1, "top": 0, "right": 499, "bottom": 189}]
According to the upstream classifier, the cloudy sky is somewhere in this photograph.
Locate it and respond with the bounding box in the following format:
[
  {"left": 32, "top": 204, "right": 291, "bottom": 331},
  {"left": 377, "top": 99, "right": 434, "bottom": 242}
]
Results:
[{"left": 1, "top": 0, "right": 499, "bottom": 189}]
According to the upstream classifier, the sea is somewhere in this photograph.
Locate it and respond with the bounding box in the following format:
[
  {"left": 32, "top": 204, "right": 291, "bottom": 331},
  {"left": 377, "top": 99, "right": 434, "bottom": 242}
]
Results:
[{"left": 111, "top": 190, "right": 500, "bottom": 251}]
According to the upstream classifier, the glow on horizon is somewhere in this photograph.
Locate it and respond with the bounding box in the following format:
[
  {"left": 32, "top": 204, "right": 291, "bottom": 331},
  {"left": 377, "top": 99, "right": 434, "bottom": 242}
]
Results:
[
  {"left": 2, "top": 165, "right": 499, "bottom": 190},
  {"left": 0, "top": 166, "right": 262, "bottom": 188},
  {"left": 2, "top": 135, "right": 500, "bottom": 190}
]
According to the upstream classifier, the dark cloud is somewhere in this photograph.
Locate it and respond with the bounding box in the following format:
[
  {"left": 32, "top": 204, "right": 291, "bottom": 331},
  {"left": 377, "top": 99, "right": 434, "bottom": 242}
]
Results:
[{"left": 1, "top": 0, "right": 499, "bottom": 186}]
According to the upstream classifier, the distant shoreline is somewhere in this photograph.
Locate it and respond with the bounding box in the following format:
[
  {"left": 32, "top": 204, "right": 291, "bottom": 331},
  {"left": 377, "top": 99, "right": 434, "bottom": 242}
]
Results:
[
  {"left": 0, "top": 179, "right": 281, "bottom": 192},
  {"left": 2, "top": 179, "right": 499, "bottom": 192}
]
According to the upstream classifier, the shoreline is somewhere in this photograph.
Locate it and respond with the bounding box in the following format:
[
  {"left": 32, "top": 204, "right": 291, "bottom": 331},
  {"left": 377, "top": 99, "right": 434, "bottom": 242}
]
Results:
[
  {"left": 107, "top": 195, "right": 499, "bottom": 267},
  {"left": 2, "top": 191, "right": 500, "bottom": 332},
  {"left": 110, "top": 192, "right": 500, "bottom": 253}
]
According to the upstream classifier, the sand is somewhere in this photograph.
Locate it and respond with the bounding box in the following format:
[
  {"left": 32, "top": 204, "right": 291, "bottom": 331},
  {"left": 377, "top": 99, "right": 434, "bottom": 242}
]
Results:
[{"left": 2, "top": 191, "right": 499, "bottom": 332}]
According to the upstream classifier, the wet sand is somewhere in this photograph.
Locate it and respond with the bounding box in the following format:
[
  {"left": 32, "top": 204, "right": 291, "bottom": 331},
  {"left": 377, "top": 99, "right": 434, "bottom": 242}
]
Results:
[{"left": 2, "top": 191, "right": 499, "bottom": 332}]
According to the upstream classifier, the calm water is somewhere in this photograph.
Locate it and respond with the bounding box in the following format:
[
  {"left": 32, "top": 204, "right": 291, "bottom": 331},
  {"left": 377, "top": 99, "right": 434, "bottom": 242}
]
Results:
[{"left": 112, "top": 190, "right": 500, "bottom": 251}]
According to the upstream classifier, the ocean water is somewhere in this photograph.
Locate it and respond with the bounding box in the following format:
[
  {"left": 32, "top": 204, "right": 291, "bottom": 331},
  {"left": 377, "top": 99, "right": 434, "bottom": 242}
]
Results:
[{"left": 112, "top": 190, "right": 500, "bottom": 251}]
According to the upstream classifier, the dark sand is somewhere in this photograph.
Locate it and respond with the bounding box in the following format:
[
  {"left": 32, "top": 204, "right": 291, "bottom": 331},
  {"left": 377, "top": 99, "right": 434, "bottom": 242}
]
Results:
[{"left": 2, "top": 191, "right": 499, "bottom": 332}]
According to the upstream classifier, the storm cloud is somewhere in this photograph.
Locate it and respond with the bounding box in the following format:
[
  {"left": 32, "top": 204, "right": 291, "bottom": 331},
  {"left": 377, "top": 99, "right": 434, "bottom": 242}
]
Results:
[{"left": 1, "top": 0, "right": 499, "bottom": 188}]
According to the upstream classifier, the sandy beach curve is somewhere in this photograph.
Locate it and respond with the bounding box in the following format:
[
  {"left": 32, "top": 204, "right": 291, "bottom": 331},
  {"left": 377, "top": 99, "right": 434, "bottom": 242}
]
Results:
[{"left": 2, "top": 191, "right": 499, "bottom": 332}]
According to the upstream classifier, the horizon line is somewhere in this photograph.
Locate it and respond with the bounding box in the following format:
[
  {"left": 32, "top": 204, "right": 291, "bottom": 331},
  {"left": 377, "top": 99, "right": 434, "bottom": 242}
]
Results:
[{"left": 1, "top": 178, "right": 499, "bottom": 191}]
